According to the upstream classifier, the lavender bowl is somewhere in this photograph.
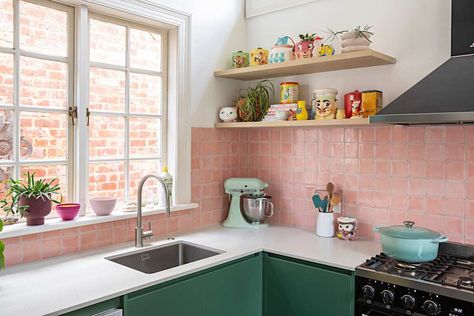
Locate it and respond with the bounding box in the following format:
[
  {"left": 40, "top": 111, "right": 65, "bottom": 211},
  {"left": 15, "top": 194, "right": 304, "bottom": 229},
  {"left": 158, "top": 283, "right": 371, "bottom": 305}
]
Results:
[
  {"left": 56, "top": 203, "right": 80, "bottom": 221},
  {"left": 90, "top": 197, "right": 117, "bottom": 216}
]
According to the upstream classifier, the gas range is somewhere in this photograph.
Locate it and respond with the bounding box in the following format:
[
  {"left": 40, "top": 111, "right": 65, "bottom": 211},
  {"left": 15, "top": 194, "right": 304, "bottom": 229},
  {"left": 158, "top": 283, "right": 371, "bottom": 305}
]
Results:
[{"left": 355, "top": 242, "right": 474, "bottom": 316}]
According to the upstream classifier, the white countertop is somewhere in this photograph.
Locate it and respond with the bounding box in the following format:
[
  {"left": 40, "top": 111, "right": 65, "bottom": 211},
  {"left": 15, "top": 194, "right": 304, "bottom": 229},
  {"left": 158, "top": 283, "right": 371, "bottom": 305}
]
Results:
[{"left": 0, "top": 226, "right": 380, "bottom": 316}]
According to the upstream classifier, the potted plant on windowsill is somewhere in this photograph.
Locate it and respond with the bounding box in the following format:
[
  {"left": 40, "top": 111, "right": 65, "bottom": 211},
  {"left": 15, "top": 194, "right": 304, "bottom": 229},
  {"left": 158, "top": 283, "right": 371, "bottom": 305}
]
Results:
[{"left": 0, "top": 172, "right": 61, "bottom": 226}]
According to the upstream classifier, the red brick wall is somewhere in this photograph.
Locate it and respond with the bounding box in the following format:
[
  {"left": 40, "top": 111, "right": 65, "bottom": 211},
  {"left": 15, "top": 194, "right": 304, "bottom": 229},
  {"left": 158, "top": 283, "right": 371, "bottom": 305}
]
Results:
[{"left": 2, "top": 128, "right": 248, "bottom": 267}]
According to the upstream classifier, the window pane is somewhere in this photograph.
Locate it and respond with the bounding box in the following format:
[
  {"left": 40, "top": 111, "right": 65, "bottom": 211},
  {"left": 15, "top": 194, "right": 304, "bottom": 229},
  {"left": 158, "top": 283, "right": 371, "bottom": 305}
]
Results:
[
  {"left": 129, "top": 159, "right": 160, "bottom": 204},
  {"left": 88, "top": 161, "right": 125, "bottom": 209},
  {"left": 90, "top": 18, "right": 125, "bottom": 66},
  {"left": 20, "top": 57, "right": 68, "bottom": 108},
  {"left": 0, "top": 0, "right": 13, "bottom": 48},
  {"left": 19, "top": 1, "right": 68, "bottom": 57},
  {"left": 129, "top": 117, "right": 160, "bottom": 157},
  {"left": 130, "top": 28, "right": 161, "bottom": 71},
  {"left": 0, "top": 53, "right": 13, "bottom": 105},
  {"left": 130, "top": 73, "right": 161, "bottom": 115},
  {"left": 0, "top": 166, "right": 13, "bottom": 217},
  {"left": 89, "top": 67, "right": 125, "bottom": 112},
  {"left": 20, "top": 112, "right": 67, "bottom": 160},
  {"left": 0, "top": 110, "right": 14, "bottom": 161},
  {"left": 20, "top": 164, "right": 68, "bottom": 202},
  {"left": 89, "top": 115, "right": 125, "bottom": 159}
]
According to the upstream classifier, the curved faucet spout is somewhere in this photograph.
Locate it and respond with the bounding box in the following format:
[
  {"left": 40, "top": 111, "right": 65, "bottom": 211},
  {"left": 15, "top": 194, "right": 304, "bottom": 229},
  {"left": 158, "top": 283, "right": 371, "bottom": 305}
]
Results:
[{"left": 135, "top": 174, "right": 171, "bottom": 247}]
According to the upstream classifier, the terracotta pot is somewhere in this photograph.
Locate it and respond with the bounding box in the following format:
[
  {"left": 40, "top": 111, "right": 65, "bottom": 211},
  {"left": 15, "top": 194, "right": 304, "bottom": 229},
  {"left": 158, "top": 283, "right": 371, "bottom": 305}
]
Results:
[{"left": 19, "top": 195, "right": 52, "bottom": 226}]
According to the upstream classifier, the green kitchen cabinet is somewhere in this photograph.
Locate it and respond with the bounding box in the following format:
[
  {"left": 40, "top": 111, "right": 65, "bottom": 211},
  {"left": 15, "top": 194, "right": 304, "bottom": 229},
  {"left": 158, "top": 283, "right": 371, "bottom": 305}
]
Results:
[
  {"left": 124, "top": 253, "right": 262, "bottom": 316},
  {"left": 263, "top": 253, "right": 355, "bottom": 316}
]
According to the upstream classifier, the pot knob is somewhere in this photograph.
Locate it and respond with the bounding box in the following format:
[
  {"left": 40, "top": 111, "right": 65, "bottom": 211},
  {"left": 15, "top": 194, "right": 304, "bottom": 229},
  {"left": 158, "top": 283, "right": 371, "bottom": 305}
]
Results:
[
  {"left": 401, "top": 294, "right": 416, "bottom": 309},
  {"left": 361, "top": 285, "right": 375, "bottom": 299},
  {"left": 422, "top": 300, "right": 440, "bottom": 315},
  {"left": 381, "top": 289, "right": 395, "bottom": 304}
]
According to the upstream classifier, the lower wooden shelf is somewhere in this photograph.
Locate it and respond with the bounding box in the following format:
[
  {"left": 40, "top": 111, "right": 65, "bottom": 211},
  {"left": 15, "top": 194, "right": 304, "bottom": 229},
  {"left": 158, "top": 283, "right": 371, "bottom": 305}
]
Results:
[{"left": 215, "top": 118, "right": 370, "bottom": 128}]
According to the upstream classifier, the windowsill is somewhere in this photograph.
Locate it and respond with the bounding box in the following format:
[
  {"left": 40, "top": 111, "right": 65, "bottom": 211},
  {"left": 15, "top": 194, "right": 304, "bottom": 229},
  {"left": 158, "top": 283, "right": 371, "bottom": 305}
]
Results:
[{"left": 0, "top": 203, "right": 199, "bottom": 239}]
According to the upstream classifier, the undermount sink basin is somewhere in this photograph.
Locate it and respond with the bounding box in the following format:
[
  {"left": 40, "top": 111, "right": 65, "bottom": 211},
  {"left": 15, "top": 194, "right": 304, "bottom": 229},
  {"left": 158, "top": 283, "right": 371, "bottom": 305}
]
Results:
[{"left": 106, "top": 241, "right": 223, "bottom": 274}]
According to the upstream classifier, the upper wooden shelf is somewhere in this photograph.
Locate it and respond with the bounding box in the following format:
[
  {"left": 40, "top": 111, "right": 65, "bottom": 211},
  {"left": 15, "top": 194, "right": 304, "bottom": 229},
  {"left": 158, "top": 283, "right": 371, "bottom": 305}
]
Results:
[
  {"left": 214, "top": 49, "right": 396, "bottom": 81},
  {"left": 215, "top": 118, "right": 370, "bottom": 129}
]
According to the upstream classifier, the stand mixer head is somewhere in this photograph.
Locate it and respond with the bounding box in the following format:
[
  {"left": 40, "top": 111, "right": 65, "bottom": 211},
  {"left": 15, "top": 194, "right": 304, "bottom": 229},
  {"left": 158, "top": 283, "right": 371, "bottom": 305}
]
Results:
[{"left": 223, "top": 178, "right": 269, "bottom": 228}]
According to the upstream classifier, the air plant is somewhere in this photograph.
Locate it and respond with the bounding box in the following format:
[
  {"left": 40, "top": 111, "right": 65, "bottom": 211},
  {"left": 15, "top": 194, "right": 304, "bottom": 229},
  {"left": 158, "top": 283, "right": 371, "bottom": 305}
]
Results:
[
  {"left": 353, "top": 25, "right": 374, "bottom": 42},
  {"left": 324, "top": 27, "right": 348, "bottom": 43},
  {"left": 235, "top": 80, "right": 274, "bottom": 122},
  {"left": 323, "top": 25, "right": 374, "bottom": 43}
]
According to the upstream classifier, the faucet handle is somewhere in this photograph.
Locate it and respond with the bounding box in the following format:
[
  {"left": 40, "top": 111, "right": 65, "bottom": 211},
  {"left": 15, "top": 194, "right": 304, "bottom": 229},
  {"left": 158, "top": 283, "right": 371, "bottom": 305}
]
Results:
[{"left": 143, "top": 222, "right": 154, "bottom": 239}]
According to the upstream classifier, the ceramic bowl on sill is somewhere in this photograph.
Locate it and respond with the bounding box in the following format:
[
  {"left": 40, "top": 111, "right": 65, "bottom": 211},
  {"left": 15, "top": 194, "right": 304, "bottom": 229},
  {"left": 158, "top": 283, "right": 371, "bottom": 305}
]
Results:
[
  {"left": 56, "top": 203, "right": 81, "bottom": 221},
  {"left": 90, "top": 197, "right": 117, "bottom": 216}
]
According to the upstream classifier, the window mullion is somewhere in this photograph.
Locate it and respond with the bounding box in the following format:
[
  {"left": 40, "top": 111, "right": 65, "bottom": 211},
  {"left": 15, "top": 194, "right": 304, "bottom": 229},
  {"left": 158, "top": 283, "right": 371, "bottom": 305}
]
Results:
[
  {"left": 124, "top": 26, "right": 131, "bottom": 206},
  {"left": 75, "top": 5, "right": 90, "bottom": 215},
  {"left": 12, "top": 0, "right": 20, "bottom": 181}
]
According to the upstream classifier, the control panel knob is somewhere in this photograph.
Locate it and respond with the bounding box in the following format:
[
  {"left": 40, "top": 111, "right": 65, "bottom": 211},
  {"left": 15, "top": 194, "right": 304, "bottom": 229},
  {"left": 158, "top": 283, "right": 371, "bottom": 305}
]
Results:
[
  {"left": 381, "top": 289, "right": 395, "bottom": 304},
  {"left": 401, "top": 294, "right": 416, "bottom": 309},
  {"left": 422, "top": 300, "right": 440, "bottom": 315},
  {"left": 361, "top": 285, "right": 375, "bottom": 299}
]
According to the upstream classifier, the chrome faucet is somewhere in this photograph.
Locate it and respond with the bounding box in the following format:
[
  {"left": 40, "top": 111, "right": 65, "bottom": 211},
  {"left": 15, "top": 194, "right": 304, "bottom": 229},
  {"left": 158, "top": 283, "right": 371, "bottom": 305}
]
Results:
[{"left": 135, "top": 174, "right": 171, "bottom": 247}]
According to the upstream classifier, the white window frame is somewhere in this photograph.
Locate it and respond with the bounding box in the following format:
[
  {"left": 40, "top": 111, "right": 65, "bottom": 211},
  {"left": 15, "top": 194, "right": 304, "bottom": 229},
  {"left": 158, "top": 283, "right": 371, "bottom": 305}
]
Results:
[
  {"left": 0, "top": 0, "right": 75, "bottom": 202},
  {"left": 85, "top": 13, "right": 168, "bottom": 213},
  {"left": 70, "top": 0, "right": 191, "bottom": 211}
]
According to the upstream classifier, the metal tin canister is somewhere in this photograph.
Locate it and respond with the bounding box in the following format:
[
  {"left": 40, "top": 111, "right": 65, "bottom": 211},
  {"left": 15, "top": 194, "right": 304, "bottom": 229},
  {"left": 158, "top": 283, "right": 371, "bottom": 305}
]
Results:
[
  {"left": 250, "top": 47, "right": 269, "bottom": 66},
  {"left": 280, "top": 82, "right": 299, "bottom": 104},
  {"left": 232, "top": 51, "right": 249, "bottom": 68},
  {"left": 361, "top": 90, "right": 383, "bottom": 117},
  {"left": 344, "top": 90, "right": 362, "bottom": 118}
]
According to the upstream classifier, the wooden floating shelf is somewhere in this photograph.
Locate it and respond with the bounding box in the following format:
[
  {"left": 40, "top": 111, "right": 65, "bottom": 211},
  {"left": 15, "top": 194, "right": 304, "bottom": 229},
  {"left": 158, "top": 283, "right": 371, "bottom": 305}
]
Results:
[
  {"left": 214, "top": 49, "right": 396, "bottom": 81},
  {"left": 215, "top": 118, "right": 370, "bottom": 128}
]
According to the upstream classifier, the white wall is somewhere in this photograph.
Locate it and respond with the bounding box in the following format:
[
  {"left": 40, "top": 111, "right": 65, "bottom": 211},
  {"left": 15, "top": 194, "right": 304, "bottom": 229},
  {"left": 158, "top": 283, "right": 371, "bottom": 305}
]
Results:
[
  {"left": 149, "top": 0, "right": 247, "bottom": 127},
  {"left": 245, "top": 0, "right": 451, "bottom": 108}
]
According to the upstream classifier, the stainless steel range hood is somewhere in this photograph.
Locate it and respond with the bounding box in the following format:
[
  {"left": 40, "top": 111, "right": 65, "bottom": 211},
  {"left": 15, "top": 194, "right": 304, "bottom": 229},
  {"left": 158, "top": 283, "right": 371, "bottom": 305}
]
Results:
[{"left": 370, "top": 0, "right": 474, "bottom": 125}]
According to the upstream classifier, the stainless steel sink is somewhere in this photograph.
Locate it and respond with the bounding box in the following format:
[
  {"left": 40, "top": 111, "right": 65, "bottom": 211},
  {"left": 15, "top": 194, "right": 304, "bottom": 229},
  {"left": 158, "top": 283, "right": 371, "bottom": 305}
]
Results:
[{"left": 106, "top": 241, "right": 223, "bottom": 274}]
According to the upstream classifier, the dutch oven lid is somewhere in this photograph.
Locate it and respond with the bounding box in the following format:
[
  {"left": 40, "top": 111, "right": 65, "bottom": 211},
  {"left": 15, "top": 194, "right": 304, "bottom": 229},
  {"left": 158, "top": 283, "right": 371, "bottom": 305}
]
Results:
[{"left": 376, "top": 221, "right": 442, "bottom": 239}]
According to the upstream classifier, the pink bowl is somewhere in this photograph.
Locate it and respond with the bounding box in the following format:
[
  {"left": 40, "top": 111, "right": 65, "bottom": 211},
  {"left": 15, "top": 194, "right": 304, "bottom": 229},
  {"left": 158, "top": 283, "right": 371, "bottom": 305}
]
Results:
[
  {"left": 90, "top": 197, "right": 117, "bottom": 216},
  {"left": 56, "top": 203, "right": 80, "bottom": 221}
]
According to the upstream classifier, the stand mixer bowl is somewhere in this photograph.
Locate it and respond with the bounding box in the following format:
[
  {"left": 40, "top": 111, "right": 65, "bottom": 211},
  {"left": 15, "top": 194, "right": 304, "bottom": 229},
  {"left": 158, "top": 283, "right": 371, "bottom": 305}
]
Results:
[{"left": 241, "top": 195, "right": 274, "bottom": 224}]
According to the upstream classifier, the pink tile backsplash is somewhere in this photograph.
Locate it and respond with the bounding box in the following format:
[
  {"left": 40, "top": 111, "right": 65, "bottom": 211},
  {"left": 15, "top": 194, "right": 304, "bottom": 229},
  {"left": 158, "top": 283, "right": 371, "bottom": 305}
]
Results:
[
  {"left": 3, "top": 125, "right": 474, "bottom": 267},
  {"left": 243, "top": 125, "right": 474, "bottom": 244}
]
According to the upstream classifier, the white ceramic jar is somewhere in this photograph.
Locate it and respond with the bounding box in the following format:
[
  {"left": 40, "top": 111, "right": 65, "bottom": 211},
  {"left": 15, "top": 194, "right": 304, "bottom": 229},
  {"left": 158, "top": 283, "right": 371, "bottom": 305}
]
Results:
[{"left": 316, "top": 212, "right": 335, "bottom": 237}]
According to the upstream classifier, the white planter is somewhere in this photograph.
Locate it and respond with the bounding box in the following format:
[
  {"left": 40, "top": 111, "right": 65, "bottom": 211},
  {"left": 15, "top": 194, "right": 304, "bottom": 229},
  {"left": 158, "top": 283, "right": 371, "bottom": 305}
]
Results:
[{"left": 340, "top": 30, "right": 372, "bottom": 53}]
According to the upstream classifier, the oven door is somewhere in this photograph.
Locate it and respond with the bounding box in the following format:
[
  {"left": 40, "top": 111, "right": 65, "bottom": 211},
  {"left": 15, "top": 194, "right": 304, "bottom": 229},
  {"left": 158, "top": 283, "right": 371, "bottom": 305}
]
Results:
[{"left": 357, "top": 303, "right": 405, "bottom": 316}]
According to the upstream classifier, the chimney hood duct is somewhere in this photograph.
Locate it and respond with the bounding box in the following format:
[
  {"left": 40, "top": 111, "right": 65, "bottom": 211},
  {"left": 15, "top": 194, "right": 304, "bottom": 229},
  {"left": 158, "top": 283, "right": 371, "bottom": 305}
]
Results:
[{"left": 369, "top": 0, "right": 474, "bottom": 125}]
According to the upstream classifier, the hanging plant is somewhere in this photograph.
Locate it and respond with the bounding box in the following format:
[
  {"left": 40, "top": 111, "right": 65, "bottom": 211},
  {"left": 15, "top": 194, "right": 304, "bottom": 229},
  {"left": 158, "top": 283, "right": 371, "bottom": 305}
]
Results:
[{"left": 235, "top": 80, "right": 274, "bottom": 122}]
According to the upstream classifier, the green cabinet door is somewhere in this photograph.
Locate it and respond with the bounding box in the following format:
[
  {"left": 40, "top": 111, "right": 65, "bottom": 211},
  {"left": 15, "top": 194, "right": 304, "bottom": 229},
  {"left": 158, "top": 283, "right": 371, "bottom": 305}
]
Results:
[
  {"left": 125, "top": 254, "right": 262, "bottom": 316},
  {"left": 264, "top": 253, "right": 354, "bottom": 316}
]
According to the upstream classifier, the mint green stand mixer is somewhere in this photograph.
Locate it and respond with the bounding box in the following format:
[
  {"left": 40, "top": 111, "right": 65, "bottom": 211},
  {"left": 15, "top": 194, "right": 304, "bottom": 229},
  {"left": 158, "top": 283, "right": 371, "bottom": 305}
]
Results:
[{"left": 223, "top": 178, "right": 269, "bottom": 228}]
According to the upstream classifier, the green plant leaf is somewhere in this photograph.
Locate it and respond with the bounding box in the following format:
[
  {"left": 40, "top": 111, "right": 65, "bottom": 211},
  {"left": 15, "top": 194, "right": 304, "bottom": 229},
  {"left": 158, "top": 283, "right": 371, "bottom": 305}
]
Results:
[
  {"left": 0, "top": 240, "right": 5, "bottom": 270},
  {"left": 0, "top": 219, "right": 3, "bottom": 232}
]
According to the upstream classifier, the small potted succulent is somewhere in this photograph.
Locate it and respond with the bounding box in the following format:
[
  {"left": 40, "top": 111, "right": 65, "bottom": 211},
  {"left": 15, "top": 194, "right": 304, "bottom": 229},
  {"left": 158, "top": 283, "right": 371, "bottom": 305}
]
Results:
[
  {"left": 235, "top": 80, "right": 274, "bottom": 122},
  {"left": 294, "top": 33, "right": 323, "bottom": 59},
  {"left": 0, "top": 172, "right": 61, "bottom": 226}
]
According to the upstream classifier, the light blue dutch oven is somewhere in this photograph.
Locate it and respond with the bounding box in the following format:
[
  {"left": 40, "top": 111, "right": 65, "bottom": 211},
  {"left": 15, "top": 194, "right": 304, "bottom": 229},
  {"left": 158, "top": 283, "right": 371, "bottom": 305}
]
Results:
[{"left": 374, "top": 221, "right": 448, "bottom": 263}]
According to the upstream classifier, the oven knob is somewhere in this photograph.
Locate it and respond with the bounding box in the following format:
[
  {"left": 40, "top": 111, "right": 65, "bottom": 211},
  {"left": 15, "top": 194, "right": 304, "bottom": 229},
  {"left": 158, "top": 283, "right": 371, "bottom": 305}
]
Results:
[
  {"left": 361, "top": 285, "right": 375, "bottom": 299},
  {"left": 381, "top": 290, "right": 395, "bottom": 304},
  {"left": 422, "top": 300, "right": 440, "bottom": 315},
  {"left": 401, "top": 294, "right": 415, "bottom": 309}
]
